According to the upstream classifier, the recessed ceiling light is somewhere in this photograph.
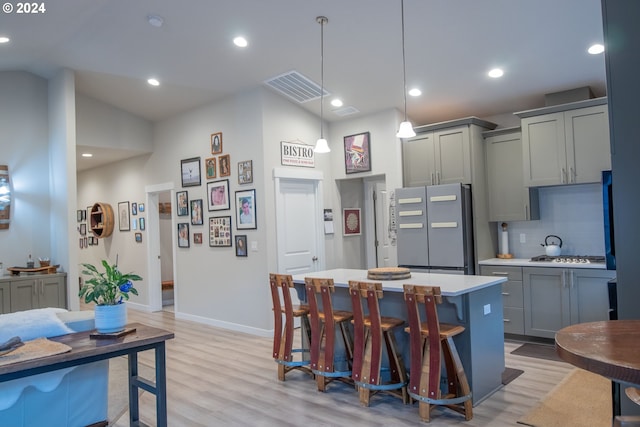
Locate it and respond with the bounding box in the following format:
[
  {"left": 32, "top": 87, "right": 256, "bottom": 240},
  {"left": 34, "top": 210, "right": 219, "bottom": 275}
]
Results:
[
  {"left": 488, "top": 68, "right": 504, "bottom": 78},
  {"left": 408, "top": 88, "right": 422, "bottom": 97},
  {"left": 147, "top": 14, "right": 164, "bottom": 28},
  {"left": 588, "top": 44, "right": 605, "bottom": 54},
  {"left": 233, "top": 36, "right": 248, "bottom": 47},
  {"left": 147, "top": 78, "right": 160, "bottom": 86},
  {"left": 81, "top": 153, "right": 93, "bottom": 158},
  {"left": 0, "top": 37, "right": 10, "bottom": 44},
  {"left": 331, "top": 99, "right": 343, "bottom": 107}
]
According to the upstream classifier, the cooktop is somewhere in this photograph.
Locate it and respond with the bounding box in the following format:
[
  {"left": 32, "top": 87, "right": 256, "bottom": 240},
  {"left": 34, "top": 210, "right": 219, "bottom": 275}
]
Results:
[{"left": 530, "top": 255, "right": 606, "bottom": 264}]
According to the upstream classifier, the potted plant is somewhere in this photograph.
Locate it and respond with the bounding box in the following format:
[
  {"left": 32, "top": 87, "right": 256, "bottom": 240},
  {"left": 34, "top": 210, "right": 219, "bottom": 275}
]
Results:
[{"left": 79, "top": 260, "right": 142, "bottom": 333}]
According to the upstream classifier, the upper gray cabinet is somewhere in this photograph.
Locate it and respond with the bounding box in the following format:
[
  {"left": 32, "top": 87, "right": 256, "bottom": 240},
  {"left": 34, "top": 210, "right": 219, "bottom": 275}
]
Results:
[
  {"left": 402, "top": 117, "right": 497, "bottom": 187},
  {"left": 483, "top": 127, "right": 539, "bottom": 221},
  {"left": 516, "top": 98, "right": 611, "bottom": 187}
]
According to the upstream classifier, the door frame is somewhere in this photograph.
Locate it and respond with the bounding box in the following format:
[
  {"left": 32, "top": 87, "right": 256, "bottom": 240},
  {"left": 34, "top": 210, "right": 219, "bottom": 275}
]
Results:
[
  {"left": 145, "top": 182, "right": 176, "bottom": 312},
  {"left": 274, "top": 167, "right": 325, "bottom": 273}
]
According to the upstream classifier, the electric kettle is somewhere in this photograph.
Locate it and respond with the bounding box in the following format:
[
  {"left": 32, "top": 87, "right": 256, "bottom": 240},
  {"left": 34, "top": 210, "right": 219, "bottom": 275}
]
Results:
[{"left": 541, "top": 235, "right": 563, "bottom": 256}]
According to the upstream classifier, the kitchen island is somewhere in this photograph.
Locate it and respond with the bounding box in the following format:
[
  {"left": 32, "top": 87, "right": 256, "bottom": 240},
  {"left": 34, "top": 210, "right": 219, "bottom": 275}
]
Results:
[{"left": 291, "top": 269, "right": 507, "bottom": 405}]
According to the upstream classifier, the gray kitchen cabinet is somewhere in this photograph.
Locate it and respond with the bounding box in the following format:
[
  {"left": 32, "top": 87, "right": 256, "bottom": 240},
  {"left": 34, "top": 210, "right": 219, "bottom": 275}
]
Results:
[
  {"left": 483, "top": 127, "right": 539, "bottom": 221},
  {"left": 0, "top": 282, "right": 9, "bottom": 314},
  {"left": 516, "top": 98, "right": 610, "bottom": 187},
  {"left": 523, "top": 266, "right": 614, "bottom": 339},
  {"left": 8, "top": 274, "right": 67, "bottom": 312},
  {"left": 402, "top": 117, "right": 497, "bottom": 187},
  {"left": 402, "top": 117, "right": 498, "bottom": 269},
  {"left": 480, "top": 265, "right": 524, "bottom": 335}
]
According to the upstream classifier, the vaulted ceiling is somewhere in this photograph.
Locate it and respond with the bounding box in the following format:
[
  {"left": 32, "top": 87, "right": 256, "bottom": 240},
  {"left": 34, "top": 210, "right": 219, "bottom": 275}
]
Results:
[{"left": 1, "top": 0, "right": 606, "bottom": 160}]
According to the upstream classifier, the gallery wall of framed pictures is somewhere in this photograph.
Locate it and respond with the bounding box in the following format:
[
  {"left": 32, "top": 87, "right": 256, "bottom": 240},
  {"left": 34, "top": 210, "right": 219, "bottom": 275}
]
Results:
[{"left": 171, "top": 130, "right": 257, "bottom": 255}]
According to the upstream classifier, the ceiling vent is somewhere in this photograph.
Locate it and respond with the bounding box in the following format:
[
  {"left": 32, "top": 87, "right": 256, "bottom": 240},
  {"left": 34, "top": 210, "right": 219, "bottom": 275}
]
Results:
[
  {"left": 264, "top": 70, "right": 329, "bottom": 103},
  {"left": 332, "top": 106, "right": 360, "bottom": 117}
]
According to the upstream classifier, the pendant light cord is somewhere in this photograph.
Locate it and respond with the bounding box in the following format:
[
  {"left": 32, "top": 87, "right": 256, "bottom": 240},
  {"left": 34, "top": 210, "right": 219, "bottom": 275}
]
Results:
[
  {"left": 400, "top": 0, "right": 408, "bottom": 122},
  {"left": 319, "top": 16, "right": 326, "bottom": 139}
]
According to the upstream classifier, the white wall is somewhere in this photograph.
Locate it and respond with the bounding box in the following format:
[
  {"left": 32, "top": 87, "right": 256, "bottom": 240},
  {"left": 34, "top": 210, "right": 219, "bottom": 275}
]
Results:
[
  {"left": 325, "top": 109, "right": 404, "bottom": 268},
  {"left": 0, "top": 71, "right": 53, "bottom": 270},
  {"left": 77, "top": 155, "right": 152, "bottom": 304},
  {"left": 76, "top": 94, "right": 153, "bottom": 153},
  {"left": 497, "top": 183, "right": 605, "bottom": 258}
]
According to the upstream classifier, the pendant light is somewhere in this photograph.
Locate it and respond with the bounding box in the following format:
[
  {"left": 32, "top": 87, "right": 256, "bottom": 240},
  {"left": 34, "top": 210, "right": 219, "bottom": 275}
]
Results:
[
  {"left": 396, "top": 0, "right": 416, "bottom": 139},
  {"left": 314, "top": 16, "right": 331, "bottom": 153}
]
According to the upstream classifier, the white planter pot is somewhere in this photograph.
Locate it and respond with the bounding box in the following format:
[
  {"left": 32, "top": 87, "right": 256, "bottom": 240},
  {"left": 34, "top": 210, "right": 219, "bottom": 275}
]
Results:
[{"left": 94, "top": 303, "right": 127, "bottom": 333}]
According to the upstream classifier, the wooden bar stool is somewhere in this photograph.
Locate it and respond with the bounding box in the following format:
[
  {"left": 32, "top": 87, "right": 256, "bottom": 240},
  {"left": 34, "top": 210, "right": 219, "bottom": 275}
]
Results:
[
  {"left": 403, "top": 284, "right": 473, "bottom": 422},
  {"left": 304, "top": 277, "right": 354, "bottom": 391},
  {"left": 348, "top": 280, "right": 409, "bottom": 406},
  {"left": 269, "top": 273, "right": 312, "bottom": 381}
]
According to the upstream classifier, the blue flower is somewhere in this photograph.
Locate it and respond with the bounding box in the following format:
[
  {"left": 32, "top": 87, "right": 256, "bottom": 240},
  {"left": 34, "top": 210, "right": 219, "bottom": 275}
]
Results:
[{"left": 119, "top": 280, "right": 133, "bottom": 293}]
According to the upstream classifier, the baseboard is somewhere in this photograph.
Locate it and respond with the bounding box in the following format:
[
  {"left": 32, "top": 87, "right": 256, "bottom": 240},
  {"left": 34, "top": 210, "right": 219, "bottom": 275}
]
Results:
[{"left": 174, "top": 311, "right": 272, "bottom": 337}]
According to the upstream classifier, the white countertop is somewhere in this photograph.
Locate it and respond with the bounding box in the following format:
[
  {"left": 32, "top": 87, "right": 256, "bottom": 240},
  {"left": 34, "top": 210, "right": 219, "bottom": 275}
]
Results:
[
  {"left": 479, "top": 258, "right": 608, "bottom": 269},
  {"left": 292, "top": 268, "right": 506, "bottom": 297}
]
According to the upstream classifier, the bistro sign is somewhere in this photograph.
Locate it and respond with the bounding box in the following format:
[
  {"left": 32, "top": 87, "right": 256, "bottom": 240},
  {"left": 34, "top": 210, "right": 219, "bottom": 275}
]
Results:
[{"left": 280, "top": 141, "right": 315, "bottom": 168}]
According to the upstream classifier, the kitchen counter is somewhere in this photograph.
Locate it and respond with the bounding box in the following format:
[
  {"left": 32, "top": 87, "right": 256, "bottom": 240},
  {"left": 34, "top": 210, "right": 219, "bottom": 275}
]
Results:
[
  {"left": 291, "top": 268, "right": 506, "bottom": 405},
  {"left": 479, "top": 257, "right": 608, "bottom": 269},
  {"left": 295, "top": 268, "right": 506, "bottom": 296}
]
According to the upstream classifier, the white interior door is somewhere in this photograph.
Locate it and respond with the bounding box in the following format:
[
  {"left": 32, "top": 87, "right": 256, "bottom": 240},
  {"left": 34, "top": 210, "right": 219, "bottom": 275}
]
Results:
[
  {"left": 275, "top": 168, "right": 324, "bottom": 275},
  {"left": 374, "top": 182, "right": 393, "bottom": 267},
  {"left": 364, "top": 178, "right": 395, "bottom": 268}
]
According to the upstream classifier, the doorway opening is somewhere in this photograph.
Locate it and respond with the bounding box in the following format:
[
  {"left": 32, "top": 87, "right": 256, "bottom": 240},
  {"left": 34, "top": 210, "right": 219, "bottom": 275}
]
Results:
[{"left": 145, "top": 183, "right": 176, "bottom": 312}]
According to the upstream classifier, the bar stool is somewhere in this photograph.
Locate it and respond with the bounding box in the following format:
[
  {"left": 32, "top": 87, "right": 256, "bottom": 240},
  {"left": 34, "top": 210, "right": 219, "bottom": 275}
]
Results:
[
  {"left": 269, "top": 273, "right": 312, "bottom": 381},
  {"left": 348, "top": 280, "right": 409, "bottom": 406},
  {"left": 304, "top": 277, "right": 354, "bottom": 392},
  {"left": 403, "top": 284, "right": 473, "bottom": 422}
]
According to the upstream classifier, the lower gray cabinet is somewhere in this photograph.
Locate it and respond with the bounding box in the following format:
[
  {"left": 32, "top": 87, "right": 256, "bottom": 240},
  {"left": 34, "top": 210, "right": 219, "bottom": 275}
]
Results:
[
  {"left": 480, "top": 265, "right": 524, "bottom": 334},
  {"left": 523, "top": 267, "right": 614, "bottom": 339},
  {"left": 8, "top": 274, "right": 67, "bottom": 312},
  {"left": 0, "top": 282, "right": 9, "bottom": 314}
]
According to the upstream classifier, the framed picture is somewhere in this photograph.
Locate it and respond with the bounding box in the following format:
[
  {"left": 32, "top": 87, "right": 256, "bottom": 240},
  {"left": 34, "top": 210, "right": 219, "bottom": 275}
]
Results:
[
  {"left": 205, "top": 157, "right": 217, "bottom": 180},
  {"left": 235, "top": 189, "right": 256, "bottom": 230},
  {"left": 138, "top": 203, "right": 145, "bottom": 213},
  {"left": 135, "top": 232, "right": 142, "bottom": 243},
  {"left": 132, "top": 202, "right": 137, "bottom": 215},
  {"left": 207, "top": 179, "right": 230, "bottom": 211},
  {"left": 77, "top": 210, "right": 83, "bottom": 222},
  {"left": 83, "top": 237, "right": 88, "bottom": 248},
  {"left": 219, "top": 154, "right": 231, "bottom": 177},
  {"left": 176, "top": 191, "right": 189, "bottom": 216},
  {"left": 132, "top": 218, "right": 137, "bottom": 230},
  {"left": 211, "top": 132, "right": 223, "bottom": 154},
  {"left": 235, "top": 235, "right": 248, "bottom": 257},
  {"left": 79, "top": 238, "right": 84, "bottom": 249},
  {"left": 79, "top": 223, "right": 86, "bottom": 236},
  {"left": 209, "top": 216, "right": 232, "bottom": 247},
  {"left": 181, "top": 157, "right": 202, "bottom": 187},
  {"left": 238, "top": 160, "right": 253, "bottom": 184},
  {"left": 139, "top": 217, "right": 145, "bottom": 230},
  {"left": 344, "top": 131, "right": 371, "bottom": 174},
  {"left": 118, "top": 201, "right": 130, "bottom": 231},
  {"left": 178, "top": 222, "right": 190, "bottom": 248},
  {"left": 193, "top": 232, "right": 203, "bottom": 244},
  {"left": 190, "top": 199, "right": 203, "bottom": 225},
  {"left": 343, "top": 208, "right": 362, "bottom": 236}
]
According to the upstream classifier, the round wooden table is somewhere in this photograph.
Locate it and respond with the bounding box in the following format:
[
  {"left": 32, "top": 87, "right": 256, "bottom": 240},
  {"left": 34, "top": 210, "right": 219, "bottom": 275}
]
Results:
[{"left": 555, "top": 320, "right": 640, "bottom": 386}]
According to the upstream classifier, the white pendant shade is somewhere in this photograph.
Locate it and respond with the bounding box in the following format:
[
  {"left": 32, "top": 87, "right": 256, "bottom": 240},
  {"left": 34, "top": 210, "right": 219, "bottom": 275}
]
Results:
[
  {"left": 314, "top": 138, "right": 331, "bottom": 153},
  {"left": 396, "top": 121, "right": 416, "bottom": 138}
]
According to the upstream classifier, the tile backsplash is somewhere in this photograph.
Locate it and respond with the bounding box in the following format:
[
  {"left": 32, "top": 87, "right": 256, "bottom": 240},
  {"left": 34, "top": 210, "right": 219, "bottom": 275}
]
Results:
[{"left": 498, "top": 183, "right": 604, "bottom": 259}]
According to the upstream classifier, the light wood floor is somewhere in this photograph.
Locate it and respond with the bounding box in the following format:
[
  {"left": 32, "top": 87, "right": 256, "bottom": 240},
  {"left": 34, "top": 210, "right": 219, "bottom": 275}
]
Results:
[{"left": 110, "top": 308, "right": 574, "bottom": 426}]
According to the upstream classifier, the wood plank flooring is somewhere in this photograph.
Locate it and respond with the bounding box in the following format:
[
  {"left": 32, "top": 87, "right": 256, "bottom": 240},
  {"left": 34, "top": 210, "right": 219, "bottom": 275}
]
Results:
[{"left": 110, "top": 308, "right": 574, "bottom": 426}]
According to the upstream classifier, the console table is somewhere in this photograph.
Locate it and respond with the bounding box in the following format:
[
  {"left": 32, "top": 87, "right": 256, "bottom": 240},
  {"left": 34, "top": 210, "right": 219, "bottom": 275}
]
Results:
[{"left": 0, "top": 322, "right": 174, "bottom": 426}]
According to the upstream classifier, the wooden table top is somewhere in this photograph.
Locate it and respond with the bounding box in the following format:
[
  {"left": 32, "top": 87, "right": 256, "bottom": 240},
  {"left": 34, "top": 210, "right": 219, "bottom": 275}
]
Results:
[
  {"left": 0, "top": 322, "right": 174, "bottom": 378},
  {"left": 555, "top": 320, "right": 640, "bottom": 386}
]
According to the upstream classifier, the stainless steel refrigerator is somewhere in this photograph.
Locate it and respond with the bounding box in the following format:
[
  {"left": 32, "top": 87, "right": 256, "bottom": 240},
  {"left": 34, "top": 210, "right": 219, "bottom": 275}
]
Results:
[{"left": 395, "top": 184, "right": 474, "bottom": 274}]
